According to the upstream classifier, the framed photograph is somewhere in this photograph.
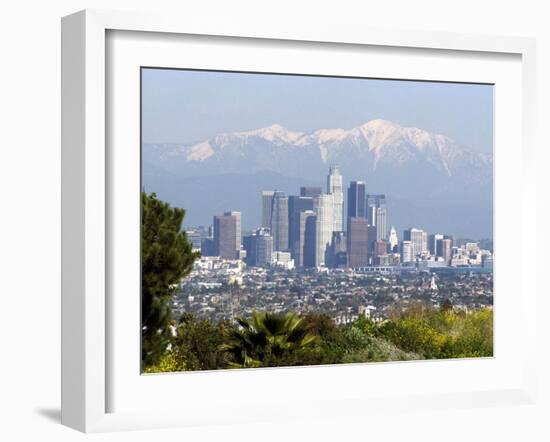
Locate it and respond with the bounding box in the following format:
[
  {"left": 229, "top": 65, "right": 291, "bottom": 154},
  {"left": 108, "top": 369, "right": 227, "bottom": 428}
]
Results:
[{"left": 61, "top": 9, "right": 537, "bottom": 432}]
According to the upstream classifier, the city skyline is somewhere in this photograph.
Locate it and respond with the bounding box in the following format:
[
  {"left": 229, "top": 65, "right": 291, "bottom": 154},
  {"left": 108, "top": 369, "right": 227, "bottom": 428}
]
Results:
[{"left": 187, "top": 166, "right": 493, "bottom": 273}]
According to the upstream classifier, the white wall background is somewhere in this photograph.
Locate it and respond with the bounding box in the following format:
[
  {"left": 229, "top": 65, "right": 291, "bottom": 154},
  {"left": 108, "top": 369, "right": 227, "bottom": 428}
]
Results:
[{"left": 0, "top": 1, "right": 547, "bottom": 441}]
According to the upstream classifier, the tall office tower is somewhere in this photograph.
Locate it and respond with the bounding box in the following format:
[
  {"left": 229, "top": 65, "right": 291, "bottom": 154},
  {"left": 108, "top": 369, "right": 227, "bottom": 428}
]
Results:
[
  {"left": 300, "top": 186, "right": 322, "bottom": 198},
  {"left": 213, "top": 213, "right": 238, "bottom": 259},
  {"left": 347, "top": 181, "right": 366, "bottom": 219},
  {"left": 366, "top": 194, "right": 386, "bottom": 229},
  {"left": 439, "top": 238, "right": 453, "bottom": 265},
  {"left": 303, "top": 214, "right": 317, "bottom": 268},
  {"left": 403, "top": 227, "right": 428, "bottom": 258},
  {"left": 185, "top": 229, "right": 202, "bottom": 252},
  {"left": 367, "top": 224, "right": 378, "bottom": 263},
  {"left": 200, "top": 237, "right": 216, "bottom": 257},
  {"left": 328, "top": 231, "right": 347, "bottom": 268},
  {"left": 376, "top": 207, "right": 387, "bottom": 241},
  {"left": 288, "top": 195, "right": 314, "bottom": 260},
  {"left": 400, "top": 240, "right": 413, "bottom": 264},
  {"left": 347, "top": 217, "right": 369, "bottom": 268},
  {"left": 429, "top": 233, "right": 444, "bottom": 256},
  {"left": 261, "top": 191, "right": 275, "bottom": 228},
  {"left": 242, "top": 235, "right": 253, "bottom": 263},
  {"left": 327, "top": 166, "right": 344, "bottom": 232},
  {"left": 295, "top": 209, "right": 316, "bottom": 268},
  {"left": 244, "top": 228, "right": 273, "bottom": 267},
  {"left": 388, "top": 226, "right": 399, "bottom": 252},
  {"left": 224, "top": 211, "right": 241, "bottom": 251},
  {"left": 270, "top": 191, "right": 289, "bottom": 252},
  {"left": 313, "top": 193, "right": 335, "bottom": 267}
]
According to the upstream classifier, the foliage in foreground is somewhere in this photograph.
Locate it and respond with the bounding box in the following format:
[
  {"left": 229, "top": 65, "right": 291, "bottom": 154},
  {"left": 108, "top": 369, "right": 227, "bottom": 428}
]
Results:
[
  {"left": 141, "top": 192, "right": 200, "bottom": 367},
  {"left": 222, "top": 311, "right": 319, "bottom": 368},
  {"left": 143, "top": 305, "right": 493, "bottom": 373}
]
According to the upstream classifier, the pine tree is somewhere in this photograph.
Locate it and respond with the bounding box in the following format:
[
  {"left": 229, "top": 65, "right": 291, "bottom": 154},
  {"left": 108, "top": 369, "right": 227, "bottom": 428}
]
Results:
[{"left": 141, "top": 192, "right": 200, "bottom": 368}]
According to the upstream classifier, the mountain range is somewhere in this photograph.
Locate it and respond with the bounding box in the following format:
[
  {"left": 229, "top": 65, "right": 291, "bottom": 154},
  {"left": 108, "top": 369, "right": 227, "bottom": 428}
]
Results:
[{"left": 142, "top": 119, "right": 493, "bottom": 239}]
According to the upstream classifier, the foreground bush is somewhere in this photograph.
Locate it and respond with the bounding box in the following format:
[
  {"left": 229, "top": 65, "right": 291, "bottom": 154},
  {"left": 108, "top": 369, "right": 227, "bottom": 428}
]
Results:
[{"left": 143, "top": 306, "right": 493, "bottom": 373}]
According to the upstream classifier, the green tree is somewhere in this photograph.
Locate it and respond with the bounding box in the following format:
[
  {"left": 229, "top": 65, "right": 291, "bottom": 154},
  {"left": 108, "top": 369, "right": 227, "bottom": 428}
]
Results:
[
  {"left": 171, "top": 314, "right": 229, "bottom": 371},
  {"left": 141, "top": 192, "right": 200, "bottom": 368},
  {"left": 223, "top": 311, "right": 318, "bottom": 368}
]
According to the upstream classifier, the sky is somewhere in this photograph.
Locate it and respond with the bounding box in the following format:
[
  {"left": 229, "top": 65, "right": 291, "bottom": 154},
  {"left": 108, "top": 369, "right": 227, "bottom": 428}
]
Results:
[{"left": 142, "top": 68, "right": 494, "bottom": 153}]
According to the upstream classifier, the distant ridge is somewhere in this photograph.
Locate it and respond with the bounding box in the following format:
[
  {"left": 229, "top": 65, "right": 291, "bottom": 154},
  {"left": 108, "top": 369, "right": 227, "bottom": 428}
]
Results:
[{"left": 142, "top": 120, "right": 493, "bottom": 238}]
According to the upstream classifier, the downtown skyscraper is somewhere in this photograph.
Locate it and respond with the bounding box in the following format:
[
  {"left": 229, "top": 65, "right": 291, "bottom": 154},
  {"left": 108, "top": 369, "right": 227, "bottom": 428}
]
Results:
[
  {"left": 347, "top": 181, "right": 366, "bottom": 219},
  {"left": 270, "top": 191, "right": 289, "bottom": 252},
  {"left": 244, "top": 228, "right": 273, "bottom": 267},
  {"left": 347, "top": 181, "right": 369, "bottom": 268},
  {"left": 403, "top": 227, "right": 428, "bottom": 259},
  {"left": 213, "top": 213, "right": 238, "bottom": 260},
  {"left": 224, "top": 210, "right": 241, "bottom": 250},
  {"left": 367, "top": 194, "right": 387, "bottom": 241},
  {"left": 327, "top": 166, "right": 344, "bottom": 232},
  {"left": 313, "top": 193, "right": 335, "bottom": 267},
  {"left": 261, "top": 191, "right": 275, "bottom": 228},
  {"left": 288, "top": 195, "right": 314, "bottom": 262},
  {"left": 347, "top": 217, "right": 369, "bottom": 268}
]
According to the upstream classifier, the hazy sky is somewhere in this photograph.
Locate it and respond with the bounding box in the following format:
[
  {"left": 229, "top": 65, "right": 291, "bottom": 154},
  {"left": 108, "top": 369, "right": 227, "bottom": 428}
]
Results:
[{"left": 142, "top": 68, "right": 494, "bottom": 153}]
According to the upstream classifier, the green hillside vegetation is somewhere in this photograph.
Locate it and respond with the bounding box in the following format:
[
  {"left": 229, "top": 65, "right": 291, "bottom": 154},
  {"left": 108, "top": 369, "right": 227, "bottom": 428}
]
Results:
[{"left": 144, "top": 305, "right": 493, "bottom": 373}]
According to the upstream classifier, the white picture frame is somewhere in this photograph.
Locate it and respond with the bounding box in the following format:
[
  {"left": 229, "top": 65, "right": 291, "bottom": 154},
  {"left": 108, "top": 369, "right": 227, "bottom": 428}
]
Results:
[{"left": 61, "top": 9, "right": 537, "bottom": 433}]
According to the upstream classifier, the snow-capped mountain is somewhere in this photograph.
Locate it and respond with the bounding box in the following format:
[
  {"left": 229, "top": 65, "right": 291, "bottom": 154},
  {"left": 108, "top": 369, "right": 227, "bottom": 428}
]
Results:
[
  {"left": 145, "top": 119, "right": 491, "bottom": 181},
  {"left": 143, "top": 120, "right": 493, "bottom": 238}
]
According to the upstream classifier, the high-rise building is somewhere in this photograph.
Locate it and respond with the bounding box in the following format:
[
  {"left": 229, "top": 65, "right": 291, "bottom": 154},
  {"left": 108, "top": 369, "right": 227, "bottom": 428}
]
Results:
[
  {"left": 388, "top": 226, "right": 399, "bottom": 252},
  {"left": 303, "top": 214, "right": 317, "bottom": 268},
  {"left": 328, "top": 231, "right": 347, "bottom": 268},
  {"left": 242, "top": 235, "right": 253, "bottom": 262},
  {"left": 314, "top": 193, "right": 335, "bottom": 267},
  {"left": 366, "top": 194, "right": 386, "bottom": 229},
  {"left": 185, "top": 229, "right": 202, "bottom": 252},
  {"left": 213, "top": 214, "right": 238, "bottom": 259},
  {"left": 224, "top": 211, "right": 241, "bottom": 251},
  {"left": 295, "top": 209, "right": 316, "bottom": 268},
  {"left": 244, "top": 228, "right": 273, "bottom": 267},
  {"left": 376, "top": 207, "right": 387, "bottom": 241},
  {"left": 200, "top": 237, "right": 216, "bottom": 257},
  {"left": 300, "top": 186, "right": 322, "bottom": 198},
  {"left": 439, "top": 238, "right": 453, "bottom": 265},
  {"left": 367, "top": 224, "right": 377, "bottom": 263},
  {"left": 270, "top": 191, "right": 289, "bottom": 252},
  {"left": 400, "top": 240, "right": 413, "bottom": 264},
  {"left": 261, "top": 191, "right": 275, "bottom": 228},
  {"left": 347, "top": 217, "right": 369, "bottom": 268},
  {"left": 429, "top": 233, "right": 444, "bottom": 256},
  {"left": 347, "top": 181, "right": 366, "bottom": 219},
  {"left": 327, "top": 166, "right": 344, "bottom": 232},
  {"left": 373, "top": 240, "right": 387, "bottom": 265},
  {"left": 288, "top": 195, "right": 314, "bottom": 261},
  {"left": 403, "top": 228, "right": 428, "bottom": 258}
]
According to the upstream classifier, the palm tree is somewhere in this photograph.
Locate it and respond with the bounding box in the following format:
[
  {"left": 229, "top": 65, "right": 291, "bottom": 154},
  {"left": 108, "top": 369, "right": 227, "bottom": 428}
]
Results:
[{"left": 222, "top": 311, "right": 318, "bottom": 368}]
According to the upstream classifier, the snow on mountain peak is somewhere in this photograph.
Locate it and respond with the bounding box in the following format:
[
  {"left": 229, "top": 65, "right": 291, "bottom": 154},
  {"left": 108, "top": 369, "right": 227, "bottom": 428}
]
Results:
[
  {"left": 236, "top": 123, "right": 304, "bottom": 144},
  {"left": 178, "top": 119, "right": 485, "bottom": 177}
]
